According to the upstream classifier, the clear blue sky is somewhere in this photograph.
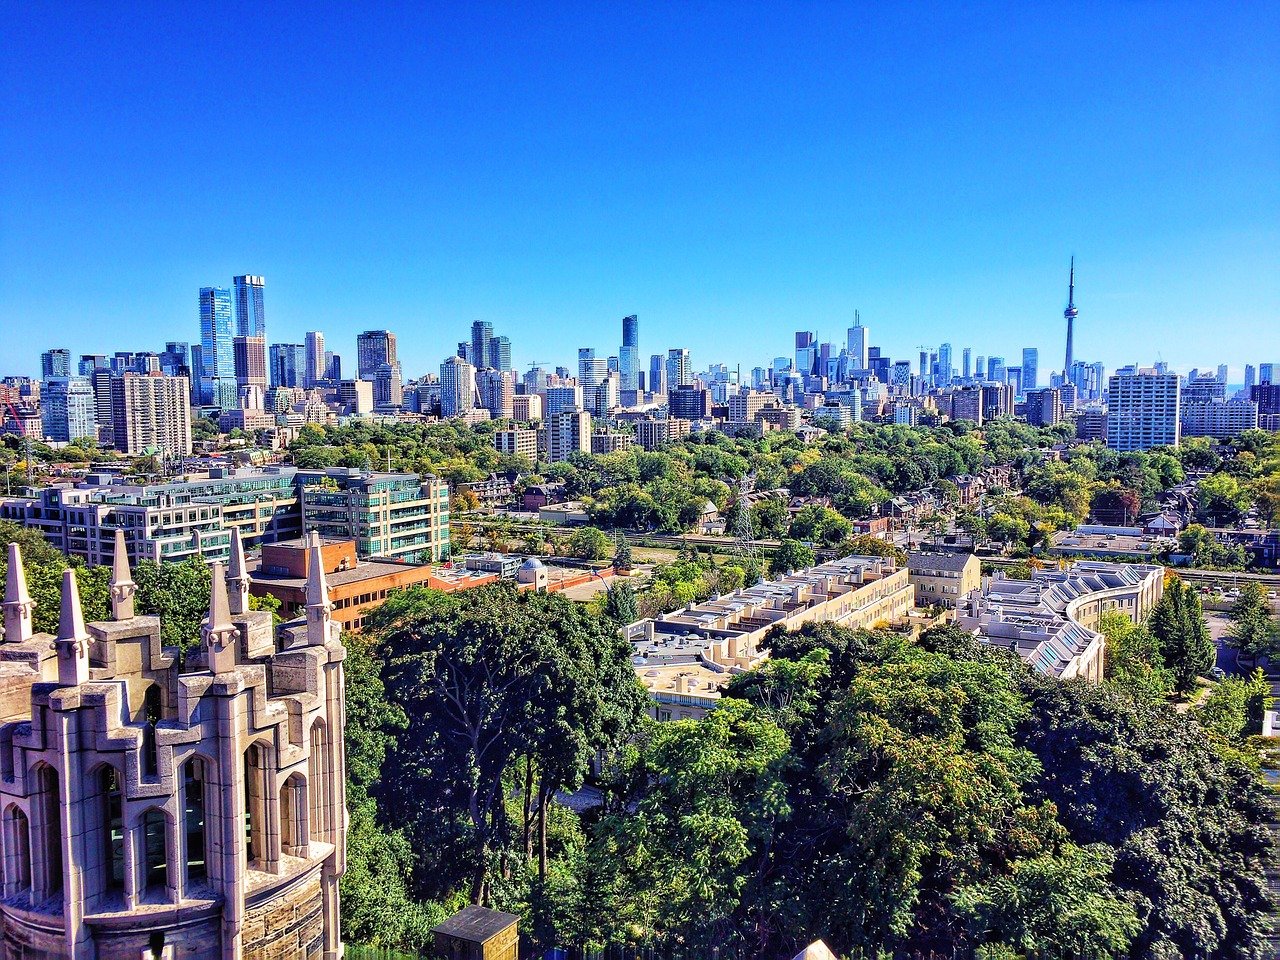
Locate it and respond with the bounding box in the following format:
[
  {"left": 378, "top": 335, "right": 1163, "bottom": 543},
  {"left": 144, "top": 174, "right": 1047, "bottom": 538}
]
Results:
[{"left": 2, "top": 2, "right": 1277, "bottom": 381}]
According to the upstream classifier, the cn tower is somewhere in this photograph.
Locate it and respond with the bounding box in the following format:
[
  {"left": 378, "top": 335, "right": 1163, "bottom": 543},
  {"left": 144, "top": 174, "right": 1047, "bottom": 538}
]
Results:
[{"left": 1063, "top": 257, "right": 1078, "bottom": 377}]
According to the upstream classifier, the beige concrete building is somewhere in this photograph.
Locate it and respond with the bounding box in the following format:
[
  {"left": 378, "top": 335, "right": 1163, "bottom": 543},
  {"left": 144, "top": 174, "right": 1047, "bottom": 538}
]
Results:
[
  {"left": 907, "top": 551, "right": 981, "bottom": 610},
  {"left": 954, "top": 561, "right": 1165, "bottom": 682},
  {"left": 492, "top": 428, "right": 538, "bottom": 460},
  {"left": 0, "top": 529, "right": 347, "bottom": 959},
  {"left": 626, "top": 555, "right": 913, "bottom": 720}
]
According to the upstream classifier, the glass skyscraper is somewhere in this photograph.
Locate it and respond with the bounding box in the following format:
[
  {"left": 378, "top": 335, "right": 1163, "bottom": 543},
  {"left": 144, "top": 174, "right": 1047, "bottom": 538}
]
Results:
[
  {"left": 199, "top": 286, "right": 235, "bottom": 407},
  {"left": 1021, "top": 347, "right": 1039, "bottom": 394},
  {"left": 619, "top": 314, "right": 639, "bottom": 392},
  {"left": 233, "top": 275, "right": 266, "bottom": 338}
]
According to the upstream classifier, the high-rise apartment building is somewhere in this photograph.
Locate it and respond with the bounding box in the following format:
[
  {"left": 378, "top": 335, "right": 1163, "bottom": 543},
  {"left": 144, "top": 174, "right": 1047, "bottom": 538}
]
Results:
[
  {"left": 40, "top": 376, "right": 97, "bottom": 442},
  {"left": 938, "top": 343, "right": 953, "bottom": 387},
  {"left": 577, "top": 348, "right": 606, "bottom": 389},
  {"left": 619, "top": 314, "right": 640, "bottom": 392},
  {"left": 304, "top": 331, "right": 326, "bottom": 388},
  {"left": 477, "top": 369, "right": 516, "bottom": 420},
  {"left": 78, "top": 354, "right": 109, "bottom": 376},
  {"left": 356, "top": 330, "right": 398, "bottom": 381},
  {"left": 987, "top": 356, "right": 1006, "bottom": 384},
  {"left": 109, "top": 372, "right": 193, "bottom": 456},
  {"left": 545, "top": 385, "right": 582, "bottom": 417},
  {"left": 961, "top": 348, "right": 972, "bottom": 381},
  {"left": 159, "top": 342, "right": 190, "bottom": 378},
  {"left": 512, "top": 393, "right": 542, "bottom": 422},
  {"left": 1181, "top": 400, "right": 1258, "bottom": 438},
  {"left": 40, "top": 348, "right": 72, "bottom": 379},
  {"left": 494, "top": 427, "right": 539, "bottom": 460},
  {"left": 373, "top": 363, "right": 404, "bottom": 409},
  {"left": 648, "top": 354, "right": 668, "bottom": 395},
  {"left": 233, "top": 335, "right": 268, "bottom": 393},
  {"left": 199, "top": 287, "right": 236, "bottom": 408},
  {"left": 269, "top": 343, "right": 307, "bottom": 388},
  {"left": 666, "top": 348, "right": 691, "bottom": 388},
  {"left": 439, "top": 355, "right": 477, "bottom": 417},
  {"left": 847, "top": 313, "right": 868, "bottom": 371},
  {"left": 540, "top": 409, "right": 591, "bottom": 463},
  {"left": 1106, "top": 369, "right": 1180, "bottom": 451},
  {"left": 487, "top": 336, "right": 511, "bottom": 371},
  {"left": 233, "top": 274, "right": 266, "bottom": 337},
  {"left": 1025, "top": 387, "right": 1062, "bottom": 426},
  {"left": 1021, "top": 348, "right": 1039, "bottom": 393},
  {"left": 795, "top": 332, "right": 817, "bottom": 377},
  {"left": 469, "top": 321, "right": 495, "bottom": 369}
]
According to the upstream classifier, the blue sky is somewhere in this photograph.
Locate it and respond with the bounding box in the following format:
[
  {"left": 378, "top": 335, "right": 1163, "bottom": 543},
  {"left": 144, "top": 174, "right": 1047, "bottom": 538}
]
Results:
[{"left": 2, "top": 2, "right": 1277, "bottom": 381}]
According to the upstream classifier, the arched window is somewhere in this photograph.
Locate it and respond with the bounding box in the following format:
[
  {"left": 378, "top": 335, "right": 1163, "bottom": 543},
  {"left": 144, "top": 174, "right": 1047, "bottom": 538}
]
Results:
[
  {"left": 142, "top": 685, "right": 162, "bottom": 779},
  {"left": 243, "top": 744, "right": 270, "bottom": 868},
  {"left": 2, "top": 806, "right": 31, "bottom": 897},
  {"left": 183, "top": 758, "right": 207, "bottom": 886},
  {"left": 32, "top": 765, "right": 62, "bottom": 899},
  {"left": 279, "top": 773, "right": 308, "bottom": 858},
  {"left": 142, "top": 810, "right": 168, "bottom": 899},
  {"left": 308, "top": 722, "right": 331, "bottom": 841}
]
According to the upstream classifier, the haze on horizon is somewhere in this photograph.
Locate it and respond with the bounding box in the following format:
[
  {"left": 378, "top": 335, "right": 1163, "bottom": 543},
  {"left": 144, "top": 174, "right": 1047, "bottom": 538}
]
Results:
[{"left": 1, "top": 2, "right": 1277, "bottom": 379}]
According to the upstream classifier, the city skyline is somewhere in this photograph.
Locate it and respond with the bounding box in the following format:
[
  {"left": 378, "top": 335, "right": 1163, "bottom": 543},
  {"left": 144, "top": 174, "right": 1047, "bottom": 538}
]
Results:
[{"left": 2, "top": 4, "right": 1276, "bottom": 378}]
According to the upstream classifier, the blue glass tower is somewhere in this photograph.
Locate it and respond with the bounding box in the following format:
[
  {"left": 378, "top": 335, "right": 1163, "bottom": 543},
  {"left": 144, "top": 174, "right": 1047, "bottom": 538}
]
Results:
[
  {"left": 200, "top": 286, "right": 235, "bottom": 407},
  {"left": 234, "top": 275, "right": 266, "bottom": 338},
  {"left": 619, "top": 314, "right": 639, "bottom": 392}
]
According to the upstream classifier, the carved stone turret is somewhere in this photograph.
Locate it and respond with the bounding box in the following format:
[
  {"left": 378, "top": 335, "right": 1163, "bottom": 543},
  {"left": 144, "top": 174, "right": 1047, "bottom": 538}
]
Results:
[
  {"left": 305, "top": 532, "right": 334, "bottom": 647},
  {"left": 3, "top": 542, "right": 35, "bottom": 643},
  {"left": 227, "top": 527, "right": 250, "bottom": 616},
  {"left": 202, "top": 561, "right": 239, "bottom": 675},
  {"left": 55, "top": 568, "right": 90, "bottom": 686},
  {"left": 109, "top": 528, "right": 137, "bottom": 621}
]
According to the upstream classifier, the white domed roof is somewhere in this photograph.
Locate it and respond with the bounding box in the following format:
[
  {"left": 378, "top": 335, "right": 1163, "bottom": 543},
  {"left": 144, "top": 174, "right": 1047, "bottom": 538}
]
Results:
[{"left": 519, "top": 557, "right": 546, "bottom": 571}]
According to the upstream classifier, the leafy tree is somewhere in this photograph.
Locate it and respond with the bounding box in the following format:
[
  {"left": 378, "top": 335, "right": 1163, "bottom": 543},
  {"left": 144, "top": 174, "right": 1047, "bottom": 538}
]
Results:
[
  {"left": 612, "top": 533, "right": 633, "bottom": 570},
  {"left": 1149, "top": 578, "right": 1214, "bottom": 693},
  {"left": 1198, "top": 669, "right": 1273, "bottom": 742},
  {"left": 1098, "top": 610, "right": 1172, "bottom": 703},
  {"left": 1225, "top": 582, "right": 1280, "bottom": 661},
  {"left": 567, "top": 526, "right": 612, "bottom": 561},
  {"left": 602, "top": 581, "right": 637, "bottom": 625},
  {"left": 772, "top": 539, "right": 814, "bottom": 573},
  {"left": 750, "top": 497, "right": 790, "bottom": 539}
]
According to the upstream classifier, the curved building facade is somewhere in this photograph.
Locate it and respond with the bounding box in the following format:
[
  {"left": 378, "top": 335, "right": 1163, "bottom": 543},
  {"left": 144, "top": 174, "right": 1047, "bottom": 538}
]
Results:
[{"left": 0, "top": 528, "right": 346, "bottom": 960}]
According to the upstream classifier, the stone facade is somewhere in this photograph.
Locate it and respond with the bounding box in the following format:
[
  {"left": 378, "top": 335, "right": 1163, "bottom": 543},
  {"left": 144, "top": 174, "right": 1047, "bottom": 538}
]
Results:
[{"left": 0, "top": 527, "right": 347, "bottom": 959}]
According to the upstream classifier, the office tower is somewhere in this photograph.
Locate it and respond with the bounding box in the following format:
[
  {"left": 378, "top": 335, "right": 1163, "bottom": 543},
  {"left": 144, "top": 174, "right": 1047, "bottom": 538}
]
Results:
[
  {"left": 304, "top": 332, "right": 326, "bottom": 387},
  {"left": 1025, "top": 388, "right": 1063, "bottom": 427},
  {"left": 1021, "top": 347, "right": 1038, "bottom": 393},
  {"left": 89, "top": 368, "right": 114, "bottom": 441},
  {"left": 918, "top": 350, "right": 928, "bottom": 378},
  {"left": 78, "top": 354, "right": 108, "bottom": 376},
  {"left": 1106, "top": 369, "right": 1180, "bottom": 451},
  {"left": 233, "top": 335, "right": 268, "bottom": 393},
  {"left": 337, "top": 379, "right": 375, "bottom": 415},
  {"left": 987, "top": 356, "right": 1006, "bottom": 383},
  {"left": 1259, "top": 363, "right": 1275, "bottom": 385},
  {"left": 109, "top": 372, "right": 193, "bottom": 456},
  {"left": 1244, "top": 365, "right": 1257, "bottom": 392},
  {"left": 373, "top": 362, "right": 404, "bottom": 408},
  {"left": 233, "top": 274, "right": 266, "bottom": 337},
  {"left": 619, "top": 314, "right": 640, "bottom": 391},
  {"left": 324, "top": 351, "right": 342, "bottom": 381},
  {"left": 890, "top": 361, "right": 912, "bottom": 389},
  {"left": 40, "top": 376, "right": 97, "bottom": 442},
  {"left": 269, "top": 344, "right": 306, "bottom": 388},
  {"left": 439, "top": 355, "right": 477, "bottom": 417},
  {"left": 470, "top": 321, "right": 494, "bottom": 369},
  {"left": 1006, "top": 366, "right": 1023, "bottom": 397},
  {"left": 357, "top": 330, "right": 398, "bottom": 381},
  {"left": 1217, "top": 363, "right": 1229, "bottom": 384},
  {"left": 1063, "top": 257, "right": 1078, "bottom": 376},
  {"left": 938, "top": 343, "right": 953, "bottom": 387},
  {"left": 545, "top": 385, "right": 583, "bottom": 416},
  {"left": 512, "top": 393, "right": 542, "bottom": 422},
  {"left": 795, "top": 332, "right": 817, "bottom": 377},
  {"left": 456, "top": 341, "right": 471, "bottom": 362},
  {"left": 668, "top": 384, "right": 711, "bottom": 419},
  {"left": 975, "top": 355, "right": 986, "bottom": 380},
  {"left": 577, "top": 348, "right": 607, "bottom": 389},
  {"left": 961, "top": 348, "right": 972, "bottom": 381},
  {"left": 199, "top": 287, "right": 236, "bottom": 408},
  {"left": 41, "top": 348, "right": 72, "bottom": 379},
  {"left": 541, "top": 409, "right": 591, "bottom": 463},
  {"left": 477, "top": 368, "right": 515, "bottom": 419},
  {"left": 649, "top": 354, "right": 668, "bottom": 395},
  {"left": 487, "top": 336, "right": 512, "bottom": 371},
  {"left": 159, "top": 342, "right": 190, "bottom": 378},
  {"left": 847, "top": 311, "right": 868, "bottom": 370},
  {"left": 591, "top": 373, "right": 620, "bottom": 416},
  {"left": 666, "top": 348, "right": 691, "bottom": 388}
]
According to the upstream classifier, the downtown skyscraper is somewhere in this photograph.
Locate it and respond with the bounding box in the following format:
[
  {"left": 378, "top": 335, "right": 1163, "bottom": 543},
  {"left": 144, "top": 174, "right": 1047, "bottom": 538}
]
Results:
[
  {"left": 619, "top": 315, "right": 640, "bottom": 392},
  {"left": 357, "top": 330, "right": 398, "bottom": 381},
  {"left": 199, "top": 286, "right": 236, "bottom": 408},
  {"left": 233, "top": 275, "right": 266, "bottom": 337}
]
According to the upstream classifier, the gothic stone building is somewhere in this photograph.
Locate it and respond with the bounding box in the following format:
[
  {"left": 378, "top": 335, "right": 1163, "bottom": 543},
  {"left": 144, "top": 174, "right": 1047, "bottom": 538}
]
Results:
[{"left": 0, "top": 528, "right": 347, "bottom": 960}]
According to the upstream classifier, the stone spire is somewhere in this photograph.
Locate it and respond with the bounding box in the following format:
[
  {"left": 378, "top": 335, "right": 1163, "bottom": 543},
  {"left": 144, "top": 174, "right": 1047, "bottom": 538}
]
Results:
[
  {"left": 227, "top": 527, "right": 250, "bottom": 616},
  {"left": 3, "top": 542, "right": 35, "bottom": 643},
  {"left": 56, "top": 568, "right": 90, "bottom": 686},
  {"left": 305, "top": 532, "right": 333, "bottom": 646},
  {"left": 110, "top": 528, "right": 137, "bottom": 621},
  {"left": 202, "top": 561, "right": 239, "bottom": 674}
]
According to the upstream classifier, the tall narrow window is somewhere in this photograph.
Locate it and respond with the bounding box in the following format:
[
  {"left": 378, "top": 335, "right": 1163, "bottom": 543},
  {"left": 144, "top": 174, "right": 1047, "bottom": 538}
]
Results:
[
  {"left": 142, "top": 685, "right": 162, "bottom": 779},
  {"left": 280, "top": 774, "right": 308, "bottom": 857},
  {"left": 183, "top": 758, "right": 206, "bottom": 886},
  {"left": 243, "top": 744, "right": 268, "bottom": 868},
  {"left": 33, "top": 766, "right": 61, "bottom": 899},
  {"left": 99, "top": 766, "right": 124, "bottom": 892},
  {"left": 308, "top": 722, "right": 331, "bottom": 841},
  {"left": 2, "top": 806, "right": 30, "bottom": 896},
  {"left": 142, "top": 810, "right": 168, "bottom": 898}
]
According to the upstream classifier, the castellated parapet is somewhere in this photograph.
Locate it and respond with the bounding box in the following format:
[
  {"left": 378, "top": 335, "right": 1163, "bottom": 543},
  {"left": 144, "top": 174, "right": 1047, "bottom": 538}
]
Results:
[{"left": 0, "top": 528, "right": 347, "bottom": 960}]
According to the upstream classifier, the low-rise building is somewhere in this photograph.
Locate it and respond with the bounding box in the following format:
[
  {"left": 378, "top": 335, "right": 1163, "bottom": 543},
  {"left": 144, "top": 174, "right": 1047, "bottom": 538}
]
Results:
[
  {"left": 954, "top": 561, "right": 1165, "bottom": 681},
  {"left": 590, "top": 430, "right": 634, "bottom": 454},
  {"left": 908, "top": 551, "right": 981, "bottom": 610},
  {"left": 626, "top": 555, "right": 913, "bottom": 720},
  {"left": 493, "top": 427, "right": 538, "bottom": 460}
]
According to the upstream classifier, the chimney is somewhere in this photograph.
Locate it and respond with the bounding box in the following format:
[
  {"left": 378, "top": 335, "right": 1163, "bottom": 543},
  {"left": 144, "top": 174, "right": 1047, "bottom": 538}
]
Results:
[
  {"left": 3, "top": 542, "right": 35, "bottom": 643},
  {"left": 202, "top": 561, "right": 239, "bottom": 674},
  {"left": 56, "top": 568, "right": 90, "bottom": 686},
  {"left": 109, "top": 528, "right": 137, "bottom": 620}
]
